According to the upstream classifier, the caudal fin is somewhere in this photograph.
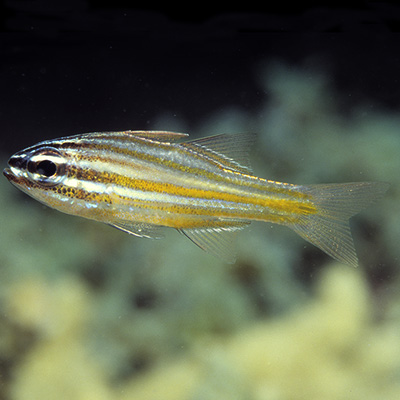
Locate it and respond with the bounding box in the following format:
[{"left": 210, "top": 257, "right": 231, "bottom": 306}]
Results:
[{"left": 291, "top": 182, "right": 389, "bottom": 267}]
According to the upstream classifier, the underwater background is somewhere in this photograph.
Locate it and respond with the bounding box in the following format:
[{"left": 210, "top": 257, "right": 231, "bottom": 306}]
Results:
[{"left": 1, "top": 3, "right": 400, "bottom": 399}]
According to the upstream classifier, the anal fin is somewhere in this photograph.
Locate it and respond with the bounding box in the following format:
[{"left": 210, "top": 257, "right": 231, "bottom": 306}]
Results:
[
  {"left": 109, "top": 221, "right": 164, "bottom": 239},
  {"left": 179, "top": 222, "right": 250, "bottom": 263}
]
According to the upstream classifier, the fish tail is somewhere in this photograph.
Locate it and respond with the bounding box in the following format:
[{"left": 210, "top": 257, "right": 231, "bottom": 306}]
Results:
[{"left": 291, "top": 182, "right": 389, "bottom": 267}]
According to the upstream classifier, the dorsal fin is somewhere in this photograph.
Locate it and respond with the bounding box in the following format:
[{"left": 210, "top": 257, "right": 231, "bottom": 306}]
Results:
[
  {"left": 72, "top": 130, "right": 188, "bottom": 143},
  {"left": 182, "top": 133, "right": 256, "bottom": 174},
  {"left": 126, "top": 131, "right": 189, "bottom": 142}
]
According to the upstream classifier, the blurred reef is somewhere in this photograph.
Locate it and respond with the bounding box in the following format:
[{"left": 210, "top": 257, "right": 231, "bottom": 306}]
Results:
[{"left": 0, "top": 62, "right": 399, "bottom": 400}]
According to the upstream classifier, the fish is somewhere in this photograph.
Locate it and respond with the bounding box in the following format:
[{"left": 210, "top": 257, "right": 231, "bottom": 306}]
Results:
[{"left": 3, "top": 130, "right": 389, "bottom": 266}]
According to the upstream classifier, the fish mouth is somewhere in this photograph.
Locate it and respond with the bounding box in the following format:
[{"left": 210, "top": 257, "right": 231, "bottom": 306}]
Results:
[
  {"left": 3, "top": 166, "right": 22, "bottom": 184},
  {"left": 3, "top": 167, "right": 13, "bottom": 180},
  {"left": 3, "top": 152, "right": 29, "bottom": 183},
  {"left": 3, "top": 153, "right": 29, "bottom": 185}
]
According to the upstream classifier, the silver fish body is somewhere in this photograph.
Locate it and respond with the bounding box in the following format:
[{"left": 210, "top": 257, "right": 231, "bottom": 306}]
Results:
[{"left": 3, "top": 130, "right": 389, "bottom": 265}]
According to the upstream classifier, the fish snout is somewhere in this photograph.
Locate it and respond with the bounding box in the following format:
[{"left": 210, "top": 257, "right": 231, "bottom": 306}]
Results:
[
  {"left": 3, "top": 152, "right": 29, "bottom": 183},
  {"left": 8, "top": 152, "right": 28, "bottom": 170}
]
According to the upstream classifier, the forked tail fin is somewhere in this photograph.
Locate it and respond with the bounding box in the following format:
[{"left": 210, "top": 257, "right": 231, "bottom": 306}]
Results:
[{"left": 291, "top": 182, "right": 389, "bottom": 267}]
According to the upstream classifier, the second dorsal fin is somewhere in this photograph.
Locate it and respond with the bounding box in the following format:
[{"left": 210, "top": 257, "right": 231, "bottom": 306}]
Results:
[{"left": 182, "top": 133, "right": 256, "bottom": 174}]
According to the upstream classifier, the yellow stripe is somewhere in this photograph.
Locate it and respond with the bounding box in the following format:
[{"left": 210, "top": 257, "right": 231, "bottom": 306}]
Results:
[
  {"left": 63, "top": 140, "right": 310, "bottom": 199},
  {"left": 56, "top": 136, "right": 317, "bottom": 228},
  {"left": 110, "top": 200, "right": 302, "bottom": 229},
  {"left": 53, "top": 184, "right": 112, "bottom": 204},
  {"left": 70, "top": 167, "right": 317, "bottom": 216}
]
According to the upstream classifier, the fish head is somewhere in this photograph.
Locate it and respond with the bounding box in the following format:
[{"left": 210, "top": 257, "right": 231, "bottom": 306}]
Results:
[
  {"left": 3, "top": 141, "right": 80, "bottom": 214},
  {"left": 4, "top": 145, "right": 66, "bottom": 188}
]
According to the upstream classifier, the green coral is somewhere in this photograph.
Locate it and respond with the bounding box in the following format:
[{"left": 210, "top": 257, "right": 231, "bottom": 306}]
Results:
[{"left": 5, "top": 266, "right": 400, "bottom": 400}]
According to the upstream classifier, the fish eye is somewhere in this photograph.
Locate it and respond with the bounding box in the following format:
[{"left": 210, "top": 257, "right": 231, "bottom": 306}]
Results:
[
  {"left": 27, "top": 148, "right": 66, "bottom": 186},
  {"left": 34, "top": 159, "right": 57, "bottom": 177}
]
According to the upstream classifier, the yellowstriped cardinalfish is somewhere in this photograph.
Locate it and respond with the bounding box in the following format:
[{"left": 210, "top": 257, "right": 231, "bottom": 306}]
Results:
[{"left": 3, "top": 130, "right": 389, "bottom": 266}]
